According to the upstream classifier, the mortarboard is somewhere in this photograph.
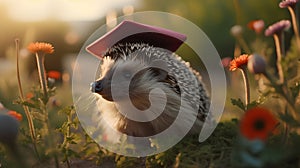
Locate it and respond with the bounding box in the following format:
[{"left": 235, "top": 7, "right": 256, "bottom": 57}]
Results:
[{"left": 86, "top": 20, "right": 187, "bottom": 58}]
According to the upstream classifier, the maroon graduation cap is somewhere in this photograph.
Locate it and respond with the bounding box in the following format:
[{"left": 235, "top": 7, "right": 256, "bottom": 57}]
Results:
[{"left": 86, "top": 20, "right": 187, "bottom": 58}]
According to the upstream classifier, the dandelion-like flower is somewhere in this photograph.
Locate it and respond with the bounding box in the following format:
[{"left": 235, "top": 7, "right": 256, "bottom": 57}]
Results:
[
  {"left": 248, "top": 20, "right": 265, "bottom": 34},
  {"left": 229, "top": 54, "right": 249, "bottom": 71},
  {"left": 279, "top": 0, "right": 299, "bottom": 8},
  {"left": 27, "top": 42, "right": 54, "bottom": 54},
  {"left": 240, "top": 107, "right": 278, "bottom": 141},
  {"left": 229, "top": 54, "right": 251, "bottom": 106},
  {"left": 264, "top": 20, "right": 291, "bottom": 36},
  {"left": 48, "top": 71, "right": 61, "bottom": 80},
  {"left": 8, "top": 111, "right": 22, "bottom": 122},
  {"left": 27, "top": 42, "right": 55, "bottom": 102}
]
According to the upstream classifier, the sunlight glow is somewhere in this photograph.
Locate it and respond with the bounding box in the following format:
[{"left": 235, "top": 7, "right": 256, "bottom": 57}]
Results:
[{"left": 0, "top": 0, "right": 138, "bottom": 21}]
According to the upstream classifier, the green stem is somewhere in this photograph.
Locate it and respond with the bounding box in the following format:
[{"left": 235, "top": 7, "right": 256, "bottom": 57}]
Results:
[
  {"left": 35, "top": 52, "right": 59, "bottom": 167},
  {"left": 233, "top": 0, "right": 242, "bottom": 24},
  {"left": 64, "top": 112, "right": 71, "bottom": 168},
  {"left": 264, "top": 72, "right": 299, "bottom": 120},
  {"left": 42, "top": 105, "right": 60, "bottom": 168},
  {"left": 15, "top": 39, "right": 40, "bottom": 160},
  {"left": 35, "top": 53, "right": 48, "bottom": 103},
  {"left": 288, "top": 6, "right": 300, "bottom": 52},
  {"left": 282, "top": 106, "right": 289, "bottom": 145},
  {"left": 273, "top": 34, "right": 285, "bottom": 84},
  {"left": 240, "top": 66, "right": 250, "bottom": 110},
  {"left": 234, "top": 42, "right": 241, "bottom": 58},
  {"left": 237, "top": 36, "right": 251, "bottom": 54}
]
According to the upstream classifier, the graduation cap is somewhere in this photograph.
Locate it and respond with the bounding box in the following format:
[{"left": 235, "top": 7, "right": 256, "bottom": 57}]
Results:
[{"left": 86, "top": 20, "right": 187, "bottom": 58}]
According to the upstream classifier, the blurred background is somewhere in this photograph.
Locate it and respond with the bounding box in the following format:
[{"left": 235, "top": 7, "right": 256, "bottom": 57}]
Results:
[{"left": 0, "top": 0, "right": 291, "bottom": 117}]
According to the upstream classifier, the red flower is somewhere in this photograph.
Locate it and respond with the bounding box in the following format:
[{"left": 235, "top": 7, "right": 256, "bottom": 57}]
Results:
[
  {"left": 7, "top": 111, "right": 22, "bottom": 122},
  {"left": 229, "top": 54, "right": 249, "bottom": 71},
  {"left": 48, "top": 71, "right": 61, "bottom": 80},
  {"left": 248, "top": 20, "right": 265, "bottom": 34},
  {"left": 240, "top": 107, "right": 278, "bottom": 141}
]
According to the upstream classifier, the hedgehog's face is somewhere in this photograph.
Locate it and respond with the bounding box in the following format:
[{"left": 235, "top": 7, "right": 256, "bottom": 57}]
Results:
[{"left": 91, "top": 56, "right": 169, "bottom": 106}]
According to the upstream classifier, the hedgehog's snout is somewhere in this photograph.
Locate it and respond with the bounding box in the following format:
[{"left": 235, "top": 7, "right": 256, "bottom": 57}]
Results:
[{"left": 90, "top": 80, "right": 104, "bottom": 93}]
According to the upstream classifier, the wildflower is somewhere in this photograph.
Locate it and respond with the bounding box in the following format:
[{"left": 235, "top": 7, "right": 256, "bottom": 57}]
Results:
[
  {"left": 0, "top": 102, "right": 4, "bottom": 110},
  {"left": 47, "top": 70, "right": 61, "bottom": 80},
  {"left": 27, "top": 42, "right": 55, "bottom": 101},
  {"left": 247, "top": 20, "right": 265, "bottom": 34},
  {"left": 229, "top": 54, "right": 251, "bottom": 107},
  {"left": 264, "top": 20, "right": 291, "bottom": 36},
  {"left": 27, "top": 42, "right": 54, "bottom": 54},
  {"left": 265, "top": 20, "right": 290, "bottom": 83},
  {"left": 231, "top": 25, "right": 243, "bottom": 37},
  {"left": 247, "top": 54, "right": 267, "bottom": 74},
  {"left": 229, "top": 54, "right": 249, "bottom": 71},
  {"left": 220, "top": 57, "right": 232, "bottom": 68},
  {"left": 26, "top": 92, "right": 34, "bottom": 100},
  {"left": 8, "top": 111, "right": 22, "bottom": 122},
  {"left": 240, "top": 107, "right": 278, "bottom": 141},
  {"left": 280, "top": 0, "right": 300, "bottom": 53},
  {"left": 279, "top": 0, "right": 299, "bottom": 8}
]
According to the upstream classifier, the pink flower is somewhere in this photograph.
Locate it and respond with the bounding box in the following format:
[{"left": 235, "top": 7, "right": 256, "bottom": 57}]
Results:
[
  {"left": 265, "top": 20, "right": 291, "bottom": 36},
  {"left": 220, "top": 57, "right": 232, "bottom": 68},
  {"left": 279, "top": 0, "right": 299, "bottom": 8}
]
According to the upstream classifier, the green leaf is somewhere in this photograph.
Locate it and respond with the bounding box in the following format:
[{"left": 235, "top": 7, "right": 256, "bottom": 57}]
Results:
[
  {"left": 231, "top": 98, "right": 246, "bottom": 111},
  {"left": 246, "top": 100, "right": 260, "bottom": 110},
  {"left": 278, "top": 113, "right": 300, "bottom": 127},
  {"left": 18, "top": 100, "right": 40, "bottom": 109},
  {"left": 30, "top": 111, "right": 46, "bottom": 121},
  {"left": 289, "top": 82, "right": 300, "bottom": 101}
]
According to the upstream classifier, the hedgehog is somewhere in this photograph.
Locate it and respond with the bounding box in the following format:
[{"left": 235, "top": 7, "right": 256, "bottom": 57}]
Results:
[{"left": 88, "top": 21, "right": 210, "bottom": 140}]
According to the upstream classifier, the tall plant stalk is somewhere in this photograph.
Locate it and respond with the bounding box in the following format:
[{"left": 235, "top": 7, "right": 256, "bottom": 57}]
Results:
[
  {"left": 15, "top": 39, "right": 40, "bottom": 160},
  {"left": 240, "top": 67, "right": 250, "bottom": 109}
]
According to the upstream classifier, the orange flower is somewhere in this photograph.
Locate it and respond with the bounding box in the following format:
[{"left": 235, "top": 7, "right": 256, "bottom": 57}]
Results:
[
  {"left": 26, "top": 92, "right": 34, "bottom": 100},
  {"left": 7, "top": 111, "right": 22, "bottom": 122},
  {"left": 240, "top": 107, "right": 278, "bottom": 141},
  {"left": 229, "top": 54, "right": 250, "bottom": 71},
  {"left": 48, "top": 71, "right": 61, "bottom": 79},
  {"left": 27, "top": 42, "right": 54, "bottom": 54}
]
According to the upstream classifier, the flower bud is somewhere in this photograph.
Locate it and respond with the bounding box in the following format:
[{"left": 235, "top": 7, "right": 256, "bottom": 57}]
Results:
[
  {"left": 0, "top": 102, "right": 4, "bottom": 110},
  {"left": 231, "top": 25, "right": 243, "bottom": 37},
  {"left": 247, "top": 54, "right": 267, "bottom": 74}
]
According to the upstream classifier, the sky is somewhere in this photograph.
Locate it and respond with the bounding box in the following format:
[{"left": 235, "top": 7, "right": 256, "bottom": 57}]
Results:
[{"left": 0, "top": 0, "right": 138, "bottom": 21}]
